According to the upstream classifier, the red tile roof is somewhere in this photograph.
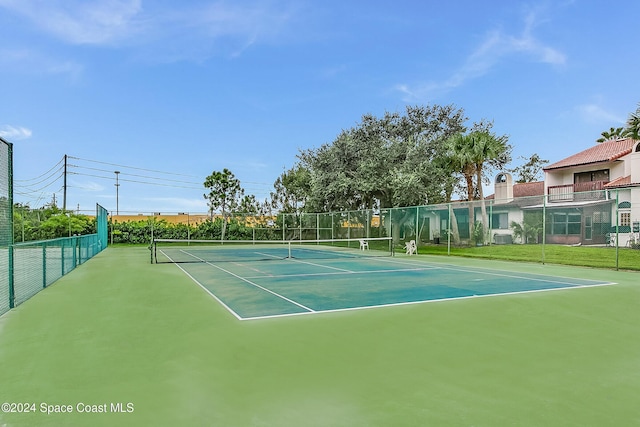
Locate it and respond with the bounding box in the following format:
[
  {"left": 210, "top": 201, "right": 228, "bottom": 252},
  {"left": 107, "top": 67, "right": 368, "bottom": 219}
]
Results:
[
  {"left": 485, "top": 181, "right": 544, "bottom": 199},
  {"left": 604, "top": 175, "right": 631, "bottom": 188},
  {"left": 544, "top": 138, "right": 636, "bottom": 171},
  {"left": 513, "top": 181, "right": 544, "bottom": 197}
]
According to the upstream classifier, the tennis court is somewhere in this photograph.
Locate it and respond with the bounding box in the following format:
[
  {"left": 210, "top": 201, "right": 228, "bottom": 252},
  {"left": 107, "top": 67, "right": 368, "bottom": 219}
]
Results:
[
  {"left": 1, "top": 246, "right": 638, "bottom": 427},
  {"left": 154, "top": 238, "right": 614, "bottom": 320}
]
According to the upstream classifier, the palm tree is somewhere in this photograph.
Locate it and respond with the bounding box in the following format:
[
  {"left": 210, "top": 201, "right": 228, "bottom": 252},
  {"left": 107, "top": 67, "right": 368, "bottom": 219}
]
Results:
[
  {"left": 444, "top": 129, "right": 511, "bottom": 245},
  {"left": 597, "top": 127, "right": 625, "bottom": 143},
  {"left": 444, "top": 133, "right": 476, "bottom": 241},
  {"left": 623, "top": 104, "right": 640, "bottom": 140},
  {"left": 469, "top": 130, "right": 511, "bottom": 244}
]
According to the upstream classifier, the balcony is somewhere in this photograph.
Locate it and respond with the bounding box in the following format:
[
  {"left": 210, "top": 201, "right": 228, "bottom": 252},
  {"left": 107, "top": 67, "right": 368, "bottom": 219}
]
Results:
[{"left": 547, "top": 181, "right": 608, "bottom": 202}]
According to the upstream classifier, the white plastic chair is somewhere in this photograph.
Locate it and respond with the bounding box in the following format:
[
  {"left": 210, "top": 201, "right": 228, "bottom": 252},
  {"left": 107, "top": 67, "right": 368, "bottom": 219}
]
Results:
[
  {"left": 405, "top": 240, "right": 417, "bottom": 255},
  {"left": 359, "top": 239, "right": 369, "bottom": 250}
]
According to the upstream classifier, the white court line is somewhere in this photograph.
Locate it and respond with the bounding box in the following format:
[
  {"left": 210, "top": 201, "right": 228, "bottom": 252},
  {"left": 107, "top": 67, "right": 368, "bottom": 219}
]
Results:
[
  {"left": 373, "top": 256, "right": 616, "bottom": 287},
  {"left": 159, "top": 249, "right": 243, "bottom": 320},
  {"left": 242, "top": 266, "right": 439, "bottom": 280},
  {"left": 230, "top": 260, "right": 274, "bottom": 277},
  {"left": 164, "top": 248, "right": 616, "bottom": 321},
  {"left": 179, "top": 249, "right": 315, "bottom": 314},
  {"left": 240, "top": 280, "right": 615, "bottom": 321},
  {"left": 254, "top": 251, "right": 284, "bottom": 259},
  {"left": 286, "top": 258, "right": 354, "bottom": 273}
]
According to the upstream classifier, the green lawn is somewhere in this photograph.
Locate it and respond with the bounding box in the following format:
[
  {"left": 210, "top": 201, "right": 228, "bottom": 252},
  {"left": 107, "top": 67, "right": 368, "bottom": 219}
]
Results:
[
  {"left": 1, "top": 247, "right": 639, "bottom": 426},
  {"left": 416, "top": 243, "right": 640, "bottom": 270}
]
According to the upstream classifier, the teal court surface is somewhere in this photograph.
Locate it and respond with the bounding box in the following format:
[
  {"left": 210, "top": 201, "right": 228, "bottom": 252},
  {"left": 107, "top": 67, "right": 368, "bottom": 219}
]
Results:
[{"left": 155, "top": 242, "right": 615, "bottom": 320}]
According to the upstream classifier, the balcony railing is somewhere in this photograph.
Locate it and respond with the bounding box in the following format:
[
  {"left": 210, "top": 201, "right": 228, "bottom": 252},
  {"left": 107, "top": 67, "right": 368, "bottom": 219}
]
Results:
[{"left": 547, "top": 181, "right": 608, "bottom": 202}]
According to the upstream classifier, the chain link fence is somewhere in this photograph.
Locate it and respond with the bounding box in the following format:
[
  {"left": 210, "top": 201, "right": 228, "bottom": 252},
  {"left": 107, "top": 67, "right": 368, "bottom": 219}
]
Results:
[
  {"left": 278, "top": 189, "right": 638, "bottom": 269},
  {"left": 0, "top": 171, "right": 108, "bottom": 314},
  {"left": 1, "top": 138, "right": 13, "bottom": 315},
  {"left": 106, "top": 186, "right": 638, "bottom": 270}
]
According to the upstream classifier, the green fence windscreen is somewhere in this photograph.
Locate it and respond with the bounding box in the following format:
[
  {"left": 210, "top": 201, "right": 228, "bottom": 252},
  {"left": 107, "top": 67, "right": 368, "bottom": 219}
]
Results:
[
  {"left": 11, "top": 235, "right": 102, "bottom": 306},
  {"left": 1, "top": 138, "right": 13, "bottom": 315},
  {"left": 97, "top": 203, "right": 108, "bottom": 251},
  {"left": 0, "top": 160, "right": 109, "bottom": 316}
]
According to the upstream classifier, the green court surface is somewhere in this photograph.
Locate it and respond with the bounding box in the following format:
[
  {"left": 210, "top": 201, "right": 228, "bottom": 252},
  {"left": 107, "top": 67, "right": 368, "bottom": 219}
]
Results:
[
  {"left": 1, "top": 247, "right": 639, "bottom": 426},
  {"left": 168, "top": 249, "right": 614, "bottom": 320}
]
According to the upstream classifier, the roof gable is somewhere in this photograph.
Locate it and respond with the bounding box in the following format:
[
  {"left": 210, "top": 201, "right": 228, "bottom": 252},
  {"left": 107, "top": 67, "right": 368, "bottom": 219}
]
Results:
[
  {"left": 486, "top": 181, "right": 544, "bottom": 200},
  {"left": 544, "top": 138, "right": 636, "bottom": 171},
  {"left": 604, "top": 175, "right": 631, "bottom": 188},
  {"left": 513, "top": 181, "right": 544, "bottom": 197}
]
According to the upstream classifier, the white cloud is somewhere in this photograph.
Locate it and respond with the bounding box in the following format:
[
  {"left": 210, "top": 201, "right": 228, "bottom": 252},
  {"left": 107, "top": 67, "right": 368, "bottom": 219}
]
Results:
[
  {"left": 0, "top": 0, "right": 296, "bottom": 60},
  {"left": 0, "top": 48, "right": 84, "bottom": 80},
  {"left": 396, "top": 10, "right": 566, "bottom": 102},
  {"left": 576, "top": 104, "right": 626, "bottom": 125},
  {"left": 0, "top": 125, "right": 33, "bottom": 140},
  {"left": 71, "top": 180, "right": 105, "bottom": 192},
  {"left": 0, "top": 0, "right": 143, "bottom": 45}
]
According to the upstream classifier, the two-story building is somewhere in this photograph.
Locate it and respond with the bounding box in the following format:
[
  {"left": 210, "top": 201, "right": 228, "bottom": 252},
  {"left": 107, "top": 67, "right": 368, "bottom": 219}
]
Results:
[
  {"left": 486, "top": 138, "right": 639, "bottom": 247},
  {"left": 542, "top": 138, "right": 640, "bottom": 246}
]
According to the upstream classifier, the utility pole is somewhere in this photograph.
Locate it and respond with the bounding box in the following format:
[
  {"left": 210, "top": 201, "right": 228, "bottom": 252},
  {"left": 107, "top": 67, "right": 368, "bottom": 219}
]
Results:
[
  {"left": 63, "top": 154, "right": 67, "bottom": 211},
  {"left": 114, "top": 171, "right": 120, "bottom": 215}
]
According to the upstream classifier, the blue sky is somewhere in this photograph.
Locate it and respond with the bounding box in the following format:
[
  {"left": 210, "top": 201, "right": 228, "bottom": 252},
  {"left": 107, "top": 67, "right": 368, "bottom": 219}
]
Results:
[{"left": 1, "top": 0, "right": 638, "bottom": 215}]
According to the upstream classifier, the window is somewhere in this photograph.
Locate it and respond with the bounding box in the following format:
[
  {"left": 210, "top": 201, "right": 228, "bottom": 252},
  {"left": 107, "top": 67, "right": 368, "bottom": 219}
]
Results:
[
  {"left": 491, "top": 212, "right": 509, "bottom": 229},
  {"left": 574, "top": 169, "right": 609, "bottom": 183},
  {"left": 620, "top": 212, "right": 631, "bottom": 227},
  {"left": 551, "top": 212, "right": 581, "bottom": 235}
]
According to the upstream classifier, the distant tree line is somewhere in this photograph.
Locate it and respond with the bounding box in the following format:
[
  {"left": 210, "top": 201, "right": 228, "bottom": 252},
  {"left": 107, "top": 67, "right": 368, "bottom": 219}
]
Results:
[
  {"left": 108, "top": 216, "right": 283, "bottom": 244},
  {"left": 262, "top": 105, "right": 519, "bottom": 244},
  {"left": 23, "top": 101, "right": 614, "bottom": 244},
  {"left": 13, "top": 204, "right": 96, "bottom": 242},
  {"left": 9, "top": 203, "right": 285, "bottom": 244}
]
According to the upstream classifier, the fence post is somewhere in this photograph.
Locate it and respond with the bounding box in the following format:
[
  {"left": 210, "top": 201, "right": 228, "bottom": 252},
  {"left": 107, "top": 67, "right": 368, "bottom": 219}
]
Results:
[
  {"left": 542, "top": 194, "right": 547, "bottom": 264},
  {"left": 42, "top": 242, "right": 47, "bottom": 288},
  {"left": 61, "top": 238, "right": 66, "bottom": 275},
  {"left": 6, "top": 141, "right": 15, "bottom": 308},
  {"left": 72, "top": 236, "right": 77, "bottom": 268},
  {"left": 615, "top": 189, "right": 619, "bottom": 270},
  {"left": 415, "top": 206, "right": 419, "bottom": 243},
  {"left": 8, "top": 245, "right": 14, "bottom": 308},
  {"left": 447, "top": 203, "right": 452, "bottom": 255}
]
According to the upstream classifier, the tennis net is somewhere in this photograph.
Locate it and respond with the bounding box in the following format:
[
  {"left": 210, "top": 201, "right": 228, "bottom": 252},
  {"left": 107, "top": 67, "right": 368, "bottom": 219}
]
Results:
[{"left": 152, "top": 237, "right": 394, "bottom": 264}]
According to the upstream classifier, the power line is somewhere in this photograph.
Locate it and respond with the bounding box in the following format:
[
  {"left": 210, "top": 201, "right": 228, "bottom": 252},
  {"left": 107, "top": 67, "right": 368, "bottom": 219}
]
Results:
[
  {"left": 69, "top": 155, "right": 274, "bottom": 188},
  {"left": 68, "top": 163, "right": 203, "bottom": 186},
  {"left": 67, "top": 155, "right": 200, "bottom": 179},
  {"left": 12, "top": 156, "right": 66, "bottom": 207},
  {"left": 14, "top": 156, "right": 65, "bottom": 182},
  {"left": 68, "top": 172, "right": 203, "bottom": 190},
  {"left": 15, "top": 153, "right": 276, "bottom": 209},
  {"left": 14, "top": 164, "right": 64, "bottom": 191}
]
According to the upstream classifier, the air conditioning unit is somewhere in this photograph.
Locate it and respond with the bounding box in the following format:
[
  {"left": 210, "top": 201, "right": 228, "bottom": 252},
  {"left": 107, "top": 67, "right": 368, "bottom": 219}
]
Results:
[{"left": 494, "top": 234, "right": 513, "bottom": 245}]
